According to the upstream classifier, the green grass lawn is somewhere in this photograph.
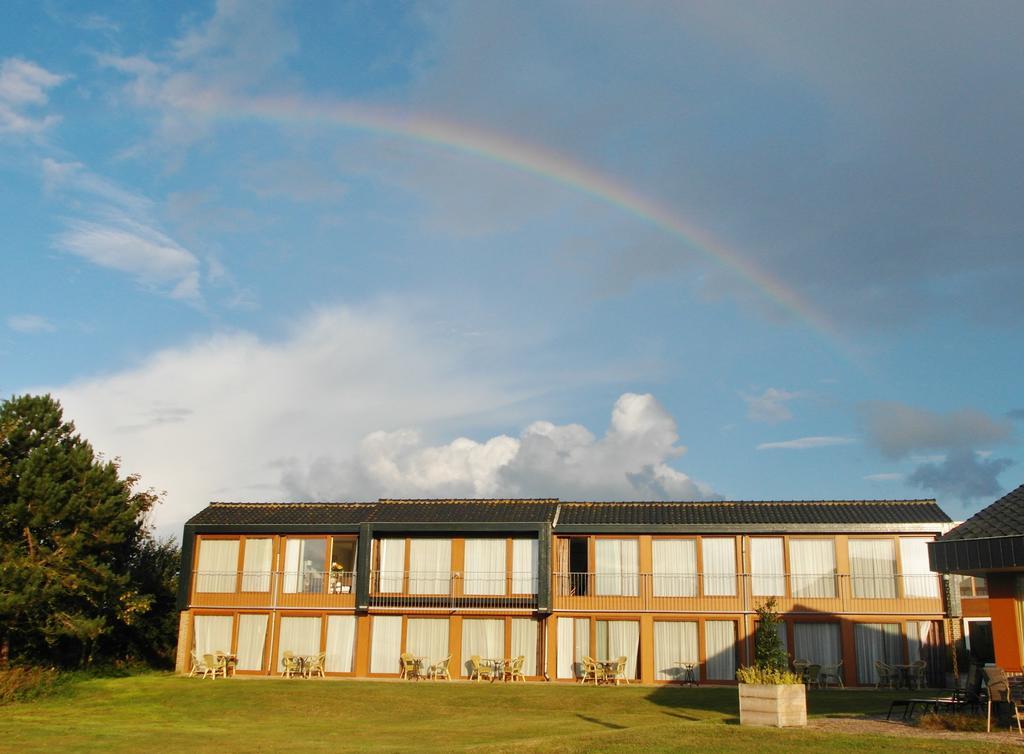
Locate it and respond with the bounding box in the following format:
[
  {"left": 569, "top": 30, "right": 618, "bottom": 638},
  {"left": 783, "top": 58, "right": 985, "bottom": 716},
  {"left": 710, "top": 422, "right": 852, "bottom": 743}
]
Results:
[{"left": 0, "top": 675, "right": 1016, "bottom": 753}]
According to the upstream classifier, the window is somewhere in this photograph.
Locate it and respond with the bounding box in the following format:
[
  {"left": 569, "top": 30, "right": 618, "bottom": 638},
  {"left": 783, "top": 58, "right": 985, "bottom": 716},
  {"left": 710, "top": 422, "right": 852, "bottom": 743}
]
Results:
[
  {"left": 702, "top": 538, "right": 737, "bottom": 596},
  {"left": 511, "top": 618, "right": 539, "bottom": 676},
  {"left": 370, "top": 615, "right": 402, "bottom": 673},
  {"left": 193, "top": 614, "right": 233, "bottom": 657},
  {"left": 511, "top": 539, "right": 539, "bottom": 594},
  {"left": 325, "top": 615, "right": 356, "bottom": 673},
  {"left": 195, "top": 539, "right": 239, "bottom": 593},
  {"left": 595, "top": 539, "right": 639, "bottom": 596},
  {"left": 464, "top": 539, "right": 505, "bottom": 595},
  {"left": 240, "top": 538, "right": 273, "bottom": 592},
  {"left": 750, "top": 538, "right": 785, "bottom": 597},
  {"left": 792, "top": 622, "right": 841, "bottom": 665},
  {"left": 460, "top": 619, "right": 504, "bottom": 677},
  {"left": 653, "top": 621, "right": 698, "bottom": 681},
  {"left": 705, "top": 621, "right": 737, "bottom": 681},
  {"left": 377, "top": 539, "right": 405, "bottom": 593},
  {"left": 408, "top": 539, "right": 451, "bottom": 594},
  {"left": 277, "top": 616, "right": 322, "bottom": 674},
  {"left": 854, "top": 623, "right": 903, "bottom": 684},
  {"left": 556, "top": 617, "right": 590, "bottom": 679},
  {"left": 789, "top": 539, "right": 837, "bottom": 598},
  {"left": 329, "top": 538, "right": 357, "bottom": 594},
  {"left": 406, "top": 618, "right": 450, "bottom": 669},
  {"left": 236, "top": 614, "right": 269, "bottom": 671},
  {"left": 959, "top": 575, "right": 988, "bottom": 598},
  {"left": 899, "top": 538, "right": 939, "bottom": 597},
  {"left": 595, "top": 620, "right": 640, "bottom": 679},
  {"left": 652, "top": 539, "right": 697, "bottom": 597},
  {"left": 283, "top": 538, "right": 326, "bottom": 594},
  {"left": 849, "top": 539, "right": 897, "bottom": 598}
]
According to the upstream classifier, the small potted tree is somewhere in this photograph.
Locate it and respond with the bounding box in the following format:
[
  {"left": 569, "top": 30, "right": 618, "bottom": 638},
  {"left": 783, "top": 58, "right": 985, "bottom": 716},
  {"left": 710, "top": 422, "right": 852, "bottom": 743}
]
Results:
[{"left": 736, "top": 598, "right": 806, "bottom": 727}]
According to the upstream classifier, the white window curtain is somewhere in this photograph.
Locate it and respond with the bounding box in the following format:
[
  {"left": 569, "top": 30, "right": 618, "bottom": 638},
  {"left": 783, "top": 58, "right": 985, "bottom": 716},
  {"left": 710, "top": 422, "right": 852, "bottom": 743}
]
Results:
[
  {"left": 511, "top": 619, "right": 538, "bottom": 676},
  {"left": 789, "top": 539, "right": 837, "bottom": 598},
  {"left": 325, "top": 615, "right": 357, "bottom": 673},
  {"left": 702, "top": 539, "right": 737, "bottom": 597},
  {"left": 705, "top": 621, "right": 737, "bottom": 681},
  {"left": 193, "top": 615, "right": 233, "bottom": 658},
  {"left": 406, "top": 618, "right": 450, "bottom": 668},
  {"left": 653, "top": 621, "right": 698, "bottom": 681},
  {"left": 792, "top": 623, "right": 841, "bottom": 665},
  {"left": 195, "top": 539, "right": 239, "bottom": 592},
  {"left": 464, "top": 539, "right": 506, "bottom": 595},
  {"left": 595, "top": 539, "right": 639, "bottom": 596},
  {"left": 750, "top": 538, "right": 785, "bottom": 596},
  {"left": 512, "top": 539, "right": 539, "bottom": 594},
  {"left": 557, "top": 617, "right": 575, "bottom": 679},
  {"left": 235, "top": 614, "right": 268, "bottom": 671},
  {"left": 241, "top": 539, "right": 273, "bottom": 592},
  {"left": 460, "top": 619, "right": 504, "bottom": 677},
  {"left": 652, "top": 539, "right": 697, "bottom": 597},
  {"left": 370, "top": 615, "right": 403, "bottom": 674},
  {"left": 849, "top": 539, "right": 897, "bottom": 598},
  {"left": 906, "top": 621, "right": 933, "bottom": 664},
  {"left": 409, "top": 539, "right": 452, "bottom": 594},
  {"left": 596, "top": 620, "right": 639, "bottom": 679},
  {"left": 377, "top": 539, "right": 405, "bottom": 593},
  {"left": 276, "top": 616, "right": 322, "bottom": 674},
  {"left": 854, "top": 623, "right": 903, "bottom": 684},
  {"left": 900, "top": 538, "right": 939, "bottom": 597},
  {"left": 282, "top": 539, "right": 325, "bottom": 594}
]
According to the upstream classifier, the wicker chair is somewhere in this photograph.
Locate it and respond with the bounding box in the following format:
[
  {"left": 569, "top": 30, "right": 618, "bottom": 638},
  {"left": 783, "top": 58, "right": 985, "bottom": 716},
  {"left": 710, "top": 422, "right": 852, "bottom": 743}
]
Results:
[
  {"left": 612, "top": 656, "right": 630, "bottom": 686},
  {"left": 281, "top": 651, "right": 302, "bottom": 679},
  {"left": 579, "top": 656, "right": 604, "bottom": 685},
  {"left": 305, "top": 652, "right": 326, "bottom": 679},
  {"left": 910, "top": 659, "right": 927, "bottom": 689},
  {"left": 504, "top": 655, "right": 526, "bottom": 683},
  {"left": 429, "top": 655, "right": 452, "bottom": 681},
  {"left": 203, "top": 653, "right": 227, "bottom": 679},
  {"left": 874, "top": 660, "right": 895, "bottom": 688},
  {"left": 985, "top": 667, "right": 1023, "bottom": 734},
  {"left": 188, "top": 652, "right": 209, "bottom": 678},
  {"left": 818, "top": 660, "right": 843, "bottom": 689},
  {"left": 401, "top": 653, "right": 422, "bottom": 681},
  {"left": 804, "top": 664, "right": 822, "bottom": 687},
  {"left": 468, "top": 655, "right": 493, "bottom": 682}
]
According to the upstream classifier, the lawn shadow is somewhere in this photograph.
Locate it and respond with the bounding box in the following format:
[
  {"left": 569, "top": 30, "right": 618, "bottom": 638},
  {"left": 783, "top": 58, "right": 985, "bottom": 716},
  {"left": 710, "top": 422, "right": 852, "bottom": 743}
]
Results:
[
  {"left": 645, "top": 684, "right": 740, "bottom": 725},
  {"left": 576, "top": 713, "right": 627, "bottom": 730}
]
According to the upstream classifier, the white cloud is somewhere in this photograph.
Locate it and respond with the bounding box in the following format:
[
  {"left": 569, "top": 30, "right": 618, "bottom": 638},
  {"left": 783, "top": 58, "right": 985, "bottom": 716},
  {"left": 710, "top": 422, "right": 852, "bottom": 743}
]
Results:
[
  {"left": 0, "top": 57, "right": 66, "bottom": 135},
  {"left": 282, "top": 392, "right": 718, "bottom": 503},
  {"left": 757, "top": 436, "right": 856, "bottom": 451},
  {"left": 7, "top": 314, "right": 56, "bottom": 333},
  {"left": 742, "top": 387, "right": 800, "bottom": 423},
  {"left": 864, "top": 472, "right": 903, "bottom": 482}
]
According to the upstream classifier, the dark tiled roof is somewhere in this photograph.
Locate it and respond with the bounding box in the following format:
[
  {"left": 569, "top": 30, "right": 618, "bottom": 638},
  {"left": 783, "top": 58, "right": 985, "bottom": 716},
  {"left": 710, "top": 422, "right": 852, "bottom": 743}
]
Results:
[
  {"left": 186, "top": 497, "right": 950, "bottom": 529},
  {"left": 939, "top": 483, "right": 1024, "bottom": 541},
  {"left": 557, "top": 500, "right": 950, "bottom": 526}
]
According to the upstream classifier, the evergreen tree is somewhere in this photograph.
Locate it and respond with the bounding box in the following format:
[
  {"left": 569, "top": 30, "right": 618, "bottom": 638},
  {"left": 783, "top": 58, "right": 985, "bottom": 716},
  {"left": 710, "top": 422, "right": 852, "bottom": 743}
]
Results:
[
  {"left": 753, "top": 598, "right": 788, "bottom": 671},
  {"left": 0, "top": 394, "right": 171, "bottom": 666}
]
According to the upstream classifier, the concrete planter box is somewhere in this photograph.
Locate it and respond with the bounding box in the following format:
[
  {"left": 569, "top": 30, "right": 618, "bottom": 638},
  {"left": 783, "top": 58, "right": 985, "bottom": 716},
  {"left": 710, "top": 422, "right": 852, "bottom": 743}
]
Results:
[{"left": 738, "top": 684, "right": 807, "bottom": 728}]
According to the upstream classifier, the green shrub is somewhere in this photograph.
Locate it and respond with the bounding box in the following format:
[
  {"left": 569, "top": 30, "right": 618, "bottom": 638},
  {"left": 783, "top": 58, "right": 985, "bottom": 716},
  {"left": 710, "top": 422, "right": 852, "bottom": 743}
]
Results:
[
  {"left": 0, "top": 667, "right": 60, "bottom": 705},
  {"left": 916, "top": 712, "right": 986, "bottom": 732},
  {"left": 735, "top": 665, "right": 804, "bottom": 685}
]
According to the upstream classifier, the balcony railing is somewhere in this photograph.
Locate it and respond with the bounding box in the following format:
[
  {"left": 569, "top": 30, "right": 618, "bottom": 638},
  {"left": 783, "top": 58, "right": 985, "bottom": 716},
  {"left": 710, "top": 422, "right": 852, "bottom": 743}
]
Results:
[
  {"left": 369, "top": 571, "right": 538, "bottom": 611},
  {"left": 552, "top": 572, "right": 944, "bottom": 614},
  {"left": 190, "top": 570, "right": 358, "bottom": 609}
]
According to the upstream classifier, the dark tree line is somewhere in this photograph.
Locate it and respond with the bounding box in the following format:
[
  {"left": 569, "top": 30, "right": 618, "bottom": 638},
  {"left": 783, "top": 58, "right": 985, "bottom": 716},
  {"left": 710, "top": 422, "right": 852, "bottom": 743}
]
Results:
[{"left": 0, "top": 394, "right": 180, "bottom": 668}]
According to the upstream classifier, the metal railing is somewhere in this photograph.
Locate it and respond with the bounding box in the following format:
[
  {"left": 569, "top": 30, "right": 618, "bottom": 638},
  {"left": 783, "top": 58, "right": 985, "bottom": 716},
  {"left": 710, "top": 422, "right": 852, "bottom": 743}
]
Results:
[{"left": 369, "top": 570, "right": 538, "bottom": 611}]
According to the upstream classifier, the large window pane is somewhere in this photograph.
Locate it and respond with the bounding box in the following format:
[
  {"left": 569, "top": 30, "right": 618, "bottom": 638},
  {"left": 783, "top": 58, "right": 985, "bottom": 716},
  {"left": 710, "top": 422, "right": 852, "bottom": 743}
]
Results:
[
  {"left": 325, "top": 615, "right": 356, "bottom": 673},
  {"left": 406, "top": 618, "right": 450, "bottom": 668},
  {"left": 789, "top": 539, "right": 837, "bottom": 598},
  {"left": 900, "top": 538, "right": 939, "bottom": 597},
  {"left": 702, "top": 539, "right": 737, "bottom": 596},
  {"left": 596, "top": 620, "right": 639, "bottom": 679},
  {"left": 277, "top": 616, "right": 322, "bottom": 674},
  {"left": 512, "top": 539, "right": 539, "bottom": 594},
  {"left": 750, "top": 538, "right": 785, "bottom": 596},
  {"left": 241, "top": 539, "right": 273, "bottom": 592},
  {"left": 370, "top": 615, "right": 402, "bottom": 674},
  {"left": 283, "top": 539, "right": 326, "bottom": 594},
  {"left": 595, "top": 539, "right": 639, "bottom": 596},
  {"left": 460, "top": 619, "right": 504, "bottom": 677},
  {"left": 556, "top": 617, "right": 590, "bottom": 680},
  {"left": 854, "top": 623, "right": 903, "bottom": 684},
  {"left": 409, "top": 539, "right": 452, "bottom": 594},
  {"left": 195, "top": 539, "right": 239, "bottom": 593},
  {"left": 236, "top": 614, "right": 268, "bottom": 671},
  {"left": 511, "top": 618, "right": 539, "bottom": 676},
  {"left": 193, "top": 615, "right": 233, "bottom": 657},
  {"left": 377, "top": 539, "right": 405, "bottom": 593},
  {"left": 705, "top": 621, "right": 736, "bottom": 681},
  {"left": 652, "top": 539, "right": 697, "bottom": 597},
  {"left": 329, "top": 538, "right": 357, "bottom": 594},
  {"left": 792, "top": 622, "right": 841, "bottom": 666},
  {"left": 849, "top": 539, "right": 897, "bottom": 598},
  {"left": 464, "top": 539, "right": 506, "bottom": 595},
  {"left": 654, "top": 621, "right": 698, "bottom": 681}
]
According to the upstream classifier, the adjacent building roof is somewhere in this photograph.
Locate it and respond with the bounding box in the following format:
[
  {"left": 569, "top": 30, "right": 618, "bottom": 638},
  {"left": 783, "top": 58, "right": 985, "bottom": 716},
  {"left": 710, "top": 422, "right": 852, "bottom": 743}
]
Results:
[
  {"left": 185, "top": 497, "right": 949, "bottom": 531},
  {"left": 929, "top": 483, "right": 1024, "bottom": 574},
  {"left": 937, "top": 484, "right": 1024, "bottom": 541}
]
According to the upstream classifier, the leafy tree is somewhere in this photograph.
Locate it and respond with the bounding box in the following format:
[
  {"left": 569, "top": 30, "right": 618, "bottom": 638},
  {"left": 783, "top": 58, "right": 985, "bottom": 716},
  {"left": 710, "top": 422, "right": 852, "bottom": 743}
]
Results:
[
  {"left": 0, "top": 394, "right": 175, "bottom": 667},
  {"left": 753, "top": 598, "right": 788, "bottom": 671}
]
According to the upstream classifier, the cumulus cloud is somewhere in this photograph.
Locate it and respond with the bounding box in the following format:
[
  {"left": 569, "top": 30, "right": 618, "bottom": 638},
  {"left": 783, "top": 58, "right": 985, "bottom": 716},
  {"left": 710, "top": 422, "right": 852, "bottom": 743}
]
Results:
[
  {"left": 908, "top": 450, "right": 1014, "bottom": 503},
  {"left": 6, "top": 314, "right": 56, "bottom": 333},
  {"left": 743, "top": 388, "right": 799, "bottom": 423},
  {"left": 0, "top": 57, "right": 66, "bottom": 135},
  {"left": 756, "top": 436, "right": 856, "bottom": 451},
  {"left": 281, "top": 393, "right": 717, "bottom": 502}
]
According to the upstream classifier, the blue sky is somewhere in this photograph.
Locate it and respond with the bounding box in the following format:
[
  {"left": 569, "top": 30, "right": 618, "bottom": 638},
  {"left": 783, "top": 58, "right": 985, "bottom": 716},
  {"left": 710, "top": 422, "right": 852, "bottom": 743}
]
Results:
[{"left": 1, "top": 1, "right": 1021, "bottom": 538}]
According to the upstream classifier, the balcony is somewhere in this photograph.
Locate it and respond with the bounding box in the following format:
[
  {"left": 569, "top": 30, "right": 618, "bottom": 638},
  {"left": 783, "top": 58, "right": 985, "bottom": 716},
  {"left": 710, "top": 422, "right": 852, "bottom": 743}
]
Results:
[
  {"left": 189, "top": 570, "right": 358, "bottom": 609},
  {"left": 551, "top": 572, "right": 944, "bottom": 615},
  {"left": 368, "top": 570, "right": 538, "bottom": 611}
]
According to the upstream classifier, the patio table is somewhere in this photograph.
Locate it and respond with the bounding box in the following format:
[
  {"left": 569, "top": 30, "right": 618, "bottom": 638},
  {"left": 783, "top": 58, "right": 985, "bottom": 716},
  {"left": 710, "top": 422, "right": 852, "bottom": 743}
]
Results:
[
  {"left": 674, "top": 662, "right": 698, "bottom": 686},
  {"left": 483, "top": 658, "right": 507, "bottom": 682}
]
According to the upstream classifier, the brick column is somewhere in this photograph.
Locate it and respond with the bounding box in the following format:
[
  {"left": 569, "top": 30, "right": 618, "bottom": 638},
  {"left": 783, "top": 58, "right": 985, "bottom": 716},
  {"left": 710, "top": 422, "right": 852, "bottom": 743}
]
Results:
[{"left": 174, "top": 610, "right": 192, "bottom": 674}]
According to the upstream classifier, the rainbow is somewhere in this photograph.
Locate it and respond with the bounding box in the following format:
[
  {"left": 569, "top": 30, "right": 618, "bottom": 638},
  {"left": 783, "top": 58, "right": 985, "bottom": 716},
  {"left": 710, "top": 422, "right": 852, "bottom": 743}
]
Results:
[{"left": 188, "top": 91, "right": 847, "bottom": 351}]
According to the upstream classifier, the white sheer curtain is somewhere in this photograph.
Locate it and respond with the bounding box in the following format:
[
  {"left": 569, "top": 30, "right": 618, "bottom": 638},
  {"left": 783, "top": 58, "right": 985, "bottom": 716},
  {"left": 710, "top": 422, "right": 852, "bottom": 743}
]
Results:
[
  {"left": 460, "top": 619, "right": 504, "bottom": 676},
  {"left": 653, "top": 621, "right": 698, "bottom": 681},
  {"left": 789, "top": 539, "right": 837, "bottom": 598},
  {"left": 557, "top": 617, "right": 575, "bottom": 679},
  {"left": 511, "top": 619, "right": 538, "bottom": 676},
  {"left": 195, "top": 539, "right": 239, "bottom": 592},
  {"left": 406, "top": 618, "right": 450, "bottom": 667},
  {"left": 512, "top": 539, "right": 539, "bottom": 593},
  {"left": 193, "top": 615, "right": 233, "bottom": 657},
  {"left": 282, "top": 539, "right": 325, "bottom": 594},
  {"left": 409, "top": 539, "right": 451, "bottom": 594},
  {"left": 906, "top": 621, "right": 933, "bottom": 663},
  {"left": 702, "top": 538, "right": 737, "bottom": 596},
  {"left": 276, "top": 616, "right": 322, "bottom": 674},
  {"left": 325, "top": 615, "right": 356, "bottom": 673},
  {"left": 900, "top": 538, "right": 939, "bottom": 597},
  {"left": 750, "top": 538, "right": 785, "bottom": 596},
  {"left": 595, "top": 539, "right": 639, "bottom": 596},
  {"left": 370, "top": 615, "right": 402, "bottom": 674},
  {"left": 464, "top": 539, "right": 506, "bottom": 595},
  {"left": 596, "top": 621, "right": 639, "bottom": 678},
  {"left": 378, "top": 539, "right": 405, "bottom": 593},
  {"left": 241, "top": 539, "right": 273, "bottom": 592},
  {"left": 705, "top": 621, "right": 737, "bottom": 681},
  {"left": 854, "top": 623, "right": 903, "bottom": 683},
  {"left": 849, "top": 539, "right": 897, "bottom": 598},
  {"left": 652, "top": 539, "right": 697, "bottom": 597},
  {"left": 235, "top": 614, "right": 268, "bottom": 671},
  {"left": 792, "top": 623, "right": 841, "bottom": 665}
]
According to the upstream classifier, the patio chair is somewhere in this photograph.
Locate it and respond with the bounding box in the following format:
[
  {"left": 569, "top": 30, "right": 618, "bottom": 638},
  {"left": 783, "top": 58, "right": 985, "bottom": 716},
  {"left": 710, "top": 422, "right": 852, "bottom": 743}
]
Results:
[
  {"left": 504, "top": 655, "right": 526, "bottom": 683},
  {"left": 792, "top": 659, "right": 809, "bottom": 676},
  {"left": 612, "top": 656, "right": 630, "bottom": 686},
  {"left": 188, "top": 652, "right": 208, "bottom": 678},
  {"left": 305, "top": 652, "right": 326, "bottom": 679},
  {"left": 804, "top": 664, "right": 821, "bottom": 688},
  {"left": 910, "top": 660, "right": 927, "bottom": 689},
  {"left": 579, "top": 656, "right": 604, "bottom": 685},
  {"left": 874, "top": 660, "right": 895, "bottom": 689},
  {"left": 468, "top": 655, "right": 493, "bottom": 682},
  {"left": 429, "top": 655, "right": 452, "bottom": 681},
  {"left": 281, "top": 651, "right": 301, "bottom": 679},
  {"left": 401, "top": 654, "right": 422, "bottom": 681},
  {"left": 818, "top": 660, "right": 843, "bottom": 689},
  {"left": 985, "top": 667, "right": 1024, "bottom": 734},
  {"left": 203, "top": 653, "right": 227, "bottom": 679}
]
